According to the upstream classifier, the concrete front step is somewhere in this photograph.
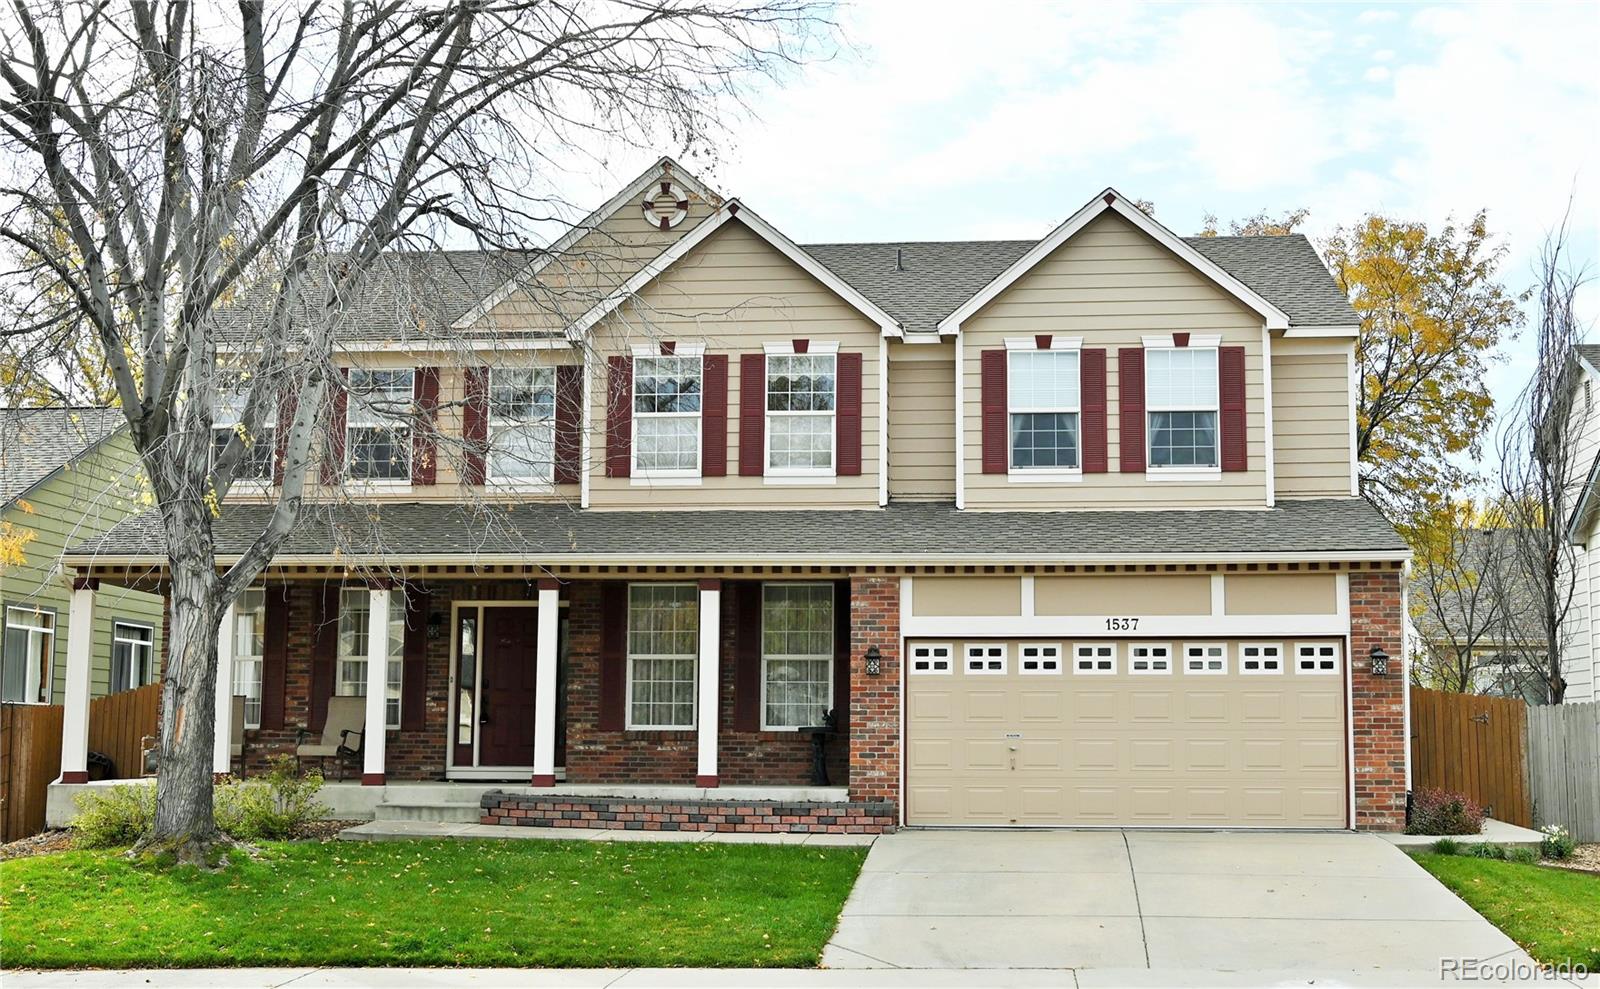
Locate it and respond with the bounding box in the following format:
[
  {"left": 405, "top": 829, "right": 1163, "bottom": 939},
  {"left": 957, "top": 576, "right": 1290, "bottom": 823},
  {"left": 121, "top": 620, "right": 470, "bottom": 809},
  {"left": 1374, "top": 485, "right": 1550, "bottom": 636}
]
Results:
[{"left": 372, "top": 802, "right": 483, "bottom": 824}]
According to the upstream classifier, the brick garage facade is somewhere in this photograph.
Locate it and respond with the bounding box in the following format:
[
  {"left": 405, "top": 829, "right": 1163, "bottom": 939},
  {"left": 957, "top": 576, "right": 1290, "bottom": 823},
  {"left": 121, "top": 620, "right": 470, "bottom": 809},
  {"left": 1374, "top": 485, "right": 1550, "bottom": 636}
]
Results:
[
  {"left": 481, "top": 791, "right": 895, "bottom": 834},
  {"left": 847, "top": 575, "right": 899, "bottom": 806},
  {"left": 1349, "top": 568, "right": 1407, "bottom": 831}
]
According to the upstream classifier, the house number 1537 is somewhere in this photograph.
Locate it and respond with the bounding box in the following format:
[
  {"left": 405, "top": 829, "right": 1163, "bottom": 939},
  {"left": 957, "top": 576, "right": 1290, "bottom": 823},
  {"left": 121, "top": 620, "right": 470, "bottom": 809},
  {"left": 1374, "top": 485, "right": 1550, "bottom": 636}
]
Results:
[{"left": 1104, "top": 617, "right": 1139, "bottom": 631}]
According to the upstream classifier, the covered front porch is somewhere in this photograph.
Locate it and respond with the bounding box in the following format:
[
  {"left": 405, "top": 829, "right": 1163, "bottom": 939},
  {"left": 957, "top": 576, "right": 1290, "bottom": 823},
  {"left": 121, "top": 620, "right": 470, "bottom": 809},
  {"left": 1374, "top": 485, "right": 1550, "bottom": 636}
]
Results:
[{"left": 50, "top": 566, "right": 871, "bottom": 819}]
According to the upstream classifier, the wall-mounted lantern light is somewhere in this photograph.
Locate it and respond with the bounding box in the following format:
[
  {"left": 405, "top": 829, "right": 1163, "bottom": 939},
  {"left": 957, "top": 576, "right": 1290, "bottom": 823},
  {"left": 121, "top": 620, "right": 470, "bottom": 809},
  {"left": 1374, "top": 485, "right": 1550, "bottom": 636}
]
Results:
[
  {"left": 427, "top": 611, "right": 445, "bottom": 640},
  {"left": 864, "top": 645, "right": 882, "bottom": 677},
  {"left": 1369, "top": 646, "right": 1390, "bottom": 677}
]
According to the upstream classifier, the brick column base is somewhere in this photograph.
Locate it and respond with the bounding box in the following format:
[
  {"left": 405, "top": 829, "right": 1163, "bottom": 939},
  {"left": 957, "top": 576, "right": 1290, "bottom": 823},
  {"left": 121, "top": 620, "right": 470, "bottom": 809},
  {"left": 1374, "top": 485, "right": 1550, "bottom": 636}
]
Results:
[
  {"left": 1351, "top": 569, "right": 1406, "bottom": 831},
  {"left": 848, "top": 575, "right": 900, "bottom": 815}
]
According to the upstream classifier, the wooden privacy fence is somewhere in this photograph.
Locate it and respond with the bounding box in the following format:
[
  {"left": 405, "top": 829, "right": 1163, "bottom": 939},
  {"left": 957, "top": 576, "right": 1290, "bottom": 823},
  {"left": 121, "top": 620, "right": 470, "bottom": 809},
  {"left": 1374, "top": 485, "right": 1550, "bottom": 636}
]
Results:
[
  {"left": 1526, "top": 701, "right": 1600, "bottom": 842},
  {"left": 0, "top": 682, "right": 161, "bottom": 842},
  {"left": 1408, "top": 687, "right": 1532, "bottom": 828},
  {"left": 0, "top": 703, "right": 64, "bottom": 842}
]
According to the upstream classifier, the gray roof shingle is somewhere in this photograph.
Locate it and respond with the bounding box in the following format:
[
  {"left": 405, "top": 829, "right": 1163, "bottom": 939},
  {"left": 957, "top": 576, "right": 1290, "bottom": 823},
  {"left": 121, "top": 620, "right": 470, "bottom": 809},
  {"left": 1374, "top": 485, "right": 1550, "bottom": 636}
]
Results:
[
  {"left": 1184, "top": 235, "right": 1359, "bottom": 328},
  {"left": 1, "top": 407, "right": 125, "bottom": 504},
  {"left": 67, "top": 497, "right": 1405, "bottom": 562}
]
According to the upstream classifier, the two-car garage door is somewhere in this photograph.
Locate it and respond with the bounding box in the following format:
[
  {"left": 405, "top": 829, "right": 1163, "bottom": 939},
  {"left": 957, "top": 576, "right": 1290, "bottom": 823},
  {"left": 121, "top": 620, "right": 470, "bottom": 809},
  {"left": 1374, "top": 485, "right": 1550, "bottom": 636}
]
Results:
[{"left": 905, "top": 638, "right": 1347, "bottom": 828}]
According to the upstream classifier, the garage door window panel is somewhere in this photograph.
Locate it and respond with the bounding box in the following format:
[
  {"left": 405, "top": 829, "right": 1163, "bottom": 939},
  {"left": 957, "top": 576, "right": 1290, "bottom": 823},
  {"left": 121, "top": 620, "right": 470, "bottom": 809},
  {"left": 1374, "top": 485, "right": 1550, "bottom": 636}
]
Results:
[
  {"left": 762, "top": 583, "right": 833, "bottom": 729},
  {"left": 1241, "top": 643, "right": 1284, "bottom": 675},
  {"left": 1184, "top": 643, "right": 1228, "bottom": 675},
  {"left": 1008, "top": 350, "right": 1080, "bottom": 472},
  {"left": 1146, "top": 348, "right": 1219, "bottom": 470},
  {"left": 1295, "top": 642, "right": 1341, "bottom": 674},
  {"left": 1073, "top": 643, "right": 1117, "bottom": 674},
  {"left": 1018, "top": 643, "right": 1062, "bottom": 675},
  {"left": 909, "top": 643, "right": 953, "bottom": 675},
  {"left": 964, "top": 643, "right": 1007, "bottom": 675},
  {"left": 1129, "top": 643, "right": 1172, "bottom": 675}
]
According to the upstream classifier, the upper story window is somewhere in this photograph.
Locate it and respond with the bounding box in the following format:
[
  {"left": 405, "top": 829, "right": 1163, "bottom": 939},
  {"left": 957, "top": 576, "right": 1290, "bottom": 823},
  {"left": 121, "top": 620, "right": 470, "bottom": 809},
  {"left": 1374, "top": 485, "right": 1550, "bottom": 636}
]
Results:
[
  {"left": 633, "top": 355, "right": 701, "bottom": 475},
  {"left": 626, "top": 583, "right": 698, "bottom": 729},
  {"left": 213, "top": 386, "right": 275, "bottom": 481},
  {"left": 1008, "top": 350, "right": 1080, "bottom": 471},
  {"left": 347, "top": 369, "right": 413, "bottom": 482},
  {"left": 110, "top": 621, "right": 155, "bottom": 694},
  {"left": 1146, "top": 348, "right": 1218, "bottom": 469},
  {"left": 767, "top": 353, "right": 836, "bottom": 474},
  {"left": 489, "top": 368, "right": 556, "bottom": 483},
  {"left": 2, "top": 605, "right": 54, "bottom": 704}
]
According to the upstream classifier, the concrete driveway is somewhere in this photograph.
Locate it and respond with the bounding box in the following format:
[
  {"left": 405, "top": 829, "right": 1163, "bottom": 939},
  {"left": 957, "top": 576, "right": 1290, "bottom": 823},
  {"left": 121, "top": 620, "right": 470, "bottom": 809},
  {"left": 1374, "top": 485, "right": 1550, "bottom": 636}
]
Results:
[{"left": 823, "top": 830, "right": 1533, "bottom": 979}]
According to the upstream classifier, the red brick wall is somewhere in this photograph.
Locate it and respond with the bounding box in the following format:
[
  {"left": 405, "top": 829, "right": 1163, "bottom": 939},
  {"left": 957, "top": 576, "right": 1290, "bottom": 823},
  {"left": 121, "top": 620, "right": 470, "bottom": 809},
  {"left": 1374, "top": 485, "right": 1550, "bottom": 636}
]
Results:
[
  {"left": 1350, "top": 569, "right": 1407, "bottom": 831},
  {"left": 482, "top": 792, "right": 895, "bottom": 834},
  {"left": 847, "top": 575, "right": 899, "bottom": 808},
  {"left": 563, "top": 580, "right": 848, "bottom": 786}
]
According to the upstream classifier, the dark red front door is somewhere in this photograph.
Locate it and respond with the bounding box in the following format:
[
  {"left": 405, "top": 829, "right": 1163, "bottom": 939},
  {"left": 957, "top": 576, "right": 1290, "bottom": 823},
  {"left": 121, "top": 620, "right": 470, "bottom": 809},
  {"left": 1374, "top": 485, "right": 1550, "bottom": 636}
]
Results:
[{"left": 479, "top": 607, "right": 538, "bottom": 766}]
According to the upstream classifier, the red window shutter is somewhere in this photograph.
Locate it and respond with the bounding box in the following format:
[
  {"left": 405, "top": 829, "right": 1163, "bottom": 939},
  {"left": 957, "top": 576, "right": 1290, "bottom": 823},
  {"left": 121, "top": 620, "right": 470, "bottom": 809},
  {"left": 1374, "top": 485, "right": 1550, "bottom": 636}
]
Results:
[
  {"left": 272, "top": 389, "right": 296, "bottom": 486},
  {"left": 733, "top": 581, "right": 762, "bottom": 731},
  {"left": 1219, "top": 345, "right": 1248, "bottom": 472},
  {"left": 401, "top": 587, "right": 427, "bottom": 731},
  {"left": 554, "top": 364, "right": 583, "bottom": 484},
  {"left": 739, "top": 353, "right": 765, "bottom": 477},
  {"left": 831, "top": 580, "right": 849, "bottom": 730},
  {"left": 462, "top": 367, "right": 488, "bottom": 486},
  {"left": 606, "top": 356, "right": 633, "bottom": 478},
  {"left": 980, "top": 349, "right": 1008, "bottom": 474},
  {"left": 702, "top": 354, "right": 728, "bottom": 477},
  {"left": 1118, "top": 348, "right": 1146, "bottom": 473},
  {"left": 259, "top": 585, "right": 289, "bottom": 730},
  {"left": 1081, "top": 349, "right": 1108, "bottom": 473},
  {"left": 836, "top": 352, "right": 863, "bottom": 475},
  {"left": 411, "top": 367, "right": 439, "bottom": 485},
  {"left": 309, "top": 583, "right": 340, "bottom": 732},
  {"left": 320, "top": 369, "right": 348, "bottom": 485},
  {"left": 598, "top": 583, "right": 627, "bottom": 730}
]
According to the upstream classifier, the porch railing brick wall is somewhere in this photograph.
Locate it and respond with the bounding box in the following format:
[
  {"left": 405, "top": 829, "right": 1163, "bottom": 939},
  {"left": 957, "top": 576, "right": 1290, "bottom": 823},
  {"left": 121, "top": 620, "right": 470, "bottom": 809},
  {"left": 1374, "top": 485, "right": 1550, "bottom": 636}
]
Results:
[{"left": 1350, "top": 569, "right": 1406, "bottom": 831}]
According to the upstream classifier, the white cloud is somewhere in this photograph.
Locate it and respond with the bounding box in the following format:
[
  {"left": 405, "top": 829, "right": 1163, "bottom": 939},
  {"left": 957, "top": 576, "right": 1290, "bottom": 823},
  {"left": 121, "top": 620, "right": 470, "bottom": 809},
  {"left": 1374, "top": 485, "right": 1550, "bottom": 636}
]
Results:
[{"left": 1364, "top": 65, "right": 1392, "bottom": 83}]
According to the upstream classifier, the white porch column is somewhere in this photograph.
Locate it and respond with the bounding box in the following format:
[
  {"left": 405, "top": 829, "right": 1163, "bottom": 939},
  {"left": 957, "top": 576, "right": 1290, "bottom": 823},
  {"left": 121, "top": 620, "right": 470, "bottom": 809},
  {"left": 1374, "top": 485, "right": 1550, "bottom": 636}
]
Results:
[
  {"left": 58, "top": 579, "right": 97, "bottom": 783},
  {"left": 362, "top": 586, "right": 390, "bottom": 785},
  {"left": 531, "top": 579, "right": 560, "bottom": 786},
  {"left": 212, "top": 602, "right": 237, "bottom": 774},
  {"left": 696, "top": 579, "right": 721, "bottom": 787}
]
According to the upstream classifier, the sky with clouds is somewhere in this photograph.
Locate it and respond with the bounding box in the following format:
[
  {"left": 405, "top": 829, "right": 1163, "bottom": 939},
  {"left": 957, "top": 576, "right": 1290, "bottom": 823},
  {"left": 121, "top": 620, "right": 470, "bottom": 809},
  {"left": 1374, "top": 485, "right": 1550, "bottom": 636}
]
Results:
[{"left": 563, "top": 0, "right": 1599, "bottom": 451}]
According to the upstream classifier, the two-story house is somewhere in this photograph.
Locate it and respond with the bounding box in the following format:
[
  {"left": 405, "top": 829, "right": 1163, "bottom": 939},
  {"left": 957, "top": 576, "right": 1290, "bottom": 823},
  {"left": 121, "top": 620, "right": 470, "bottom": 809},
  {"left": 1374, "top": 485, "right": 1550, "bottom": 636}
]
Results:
[
  {"left": 1551, "top": 344, "right": 1600, "bottom": 703},
  {"left": 53, "top": 159, "right": 1410, "bottom": 832}
]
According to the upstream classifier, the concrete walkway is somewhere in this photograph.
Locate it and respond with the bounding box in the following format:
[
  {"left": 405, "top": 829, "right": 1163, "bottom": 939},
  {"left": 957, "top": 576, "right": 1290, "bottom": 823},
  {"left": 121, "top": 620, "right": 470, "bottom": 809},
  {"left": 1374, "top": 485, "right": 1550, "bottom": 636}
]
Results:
[
  {"left": 823, "top": 829, "right": 1539, "bottom": 977},
  {"left": 1381, "top": 816, "right": 1547, "bottom": 851},
  {"left": 337, "top": 820, "right": 875, "bottom": 845}
]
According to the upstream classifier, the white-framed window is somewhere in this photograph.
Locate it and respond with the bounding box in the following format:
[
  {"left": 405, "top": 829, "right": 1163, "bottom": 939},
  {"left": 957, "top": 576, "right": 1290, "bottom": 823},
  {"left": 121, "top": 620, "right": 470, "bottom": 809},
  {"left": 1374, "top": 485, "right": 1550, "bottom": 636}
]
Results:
[
  {"left": 1129, "top": 643, "right": 1172, "bottom": 675},
  {"left": 346, "top": 368, "right": 414, "bottom": 482},
  {"left": 1240, "top": 643, "right": 1284, "bottom": 675},
  {"left": 627, "top": 583, "right": 698, "bottom": 729},
  {"left": 213, "top": 386, "right": 275, "bottom": 481},
  {"left": 336, "top": 588, "right": 405, "bottom": 729},
  {"left": 1183, "top": 643, "right": 1228, "bottom": 675},
  {"left": 1295, "top": 642, "right": 1341, "bottom": 675},
  {"left": 762, "top": 582, "right": 834, "bottom": 729},
  {"left": 964, "top": 643, "right": 1007, "bottom": 675},
  {"left": 2, "top": 605, "right": 54, "bottom": 704},
  {"left": 634, "top": 355, "right": 702, "bottom": 475},
  {"left": 766, "top": 353, "right": 836, "bottom": 474},
  {"left": 110, "top": 621, "right": 155, "bottom": 694},
  {"left": 1008, "top": 350, "right": 1080, "bottom": 471},
  {"left": 233, "top": 589, "right": 266, "bottom": 727},
  {"left": 908, "top": 643, "right": 953, "bottom": 675},
  {"left": 488, "top": 367, "right": 556, "bottom": 483},
  {"left": 1074, "top": 643, "right": 1117, "bottom": 674},
  {"left": 1018, "top": 643, "right": 1062, "bottom": 674},
  {"left": 1146, "top": 347, "right": 1219, "bottom": 469}
]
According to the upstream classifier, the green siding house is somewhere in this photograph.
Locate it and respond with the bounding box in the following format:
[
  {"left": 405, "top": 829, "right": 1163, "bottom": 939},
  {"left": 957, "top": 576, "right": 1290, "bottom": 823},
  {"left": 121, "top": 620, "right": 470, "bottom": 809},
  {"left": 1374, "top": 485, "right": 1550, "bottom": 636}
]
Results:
[{"left": 1, "top": 408, "right": 164, "bottom": 705}]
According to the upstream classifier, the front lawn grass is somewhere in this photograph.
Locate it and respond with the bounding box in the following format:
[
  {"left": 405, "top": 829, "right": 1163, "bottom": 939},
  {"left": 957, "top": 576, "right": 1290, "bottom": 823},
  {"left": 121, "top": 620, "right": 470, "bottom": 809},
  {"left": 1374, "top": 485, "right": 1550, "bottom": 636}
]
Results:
[
  {"left": 1412, "top": 853, "right": 1600, "bottom": 969},
  {"left": 0, "top": 838, "right": 867, "bottom": 969}
]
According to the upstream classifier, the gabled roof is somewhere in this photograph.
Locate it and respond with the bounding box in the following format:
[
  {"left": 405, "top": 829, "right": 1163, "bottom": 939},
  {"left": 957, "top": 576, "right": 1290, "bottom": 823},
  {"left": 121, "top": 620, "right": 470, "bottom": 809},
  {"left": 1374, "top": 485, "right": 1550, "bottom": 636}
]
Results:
[
  {"left": 935, "top": 188, "right": 1295, "bottom": 335},
  {"left": 567, "top": 200, "right": 903, "bottom": 338},
  {"left": 1, "top": 407, "right": 126, "bottom": 505}
]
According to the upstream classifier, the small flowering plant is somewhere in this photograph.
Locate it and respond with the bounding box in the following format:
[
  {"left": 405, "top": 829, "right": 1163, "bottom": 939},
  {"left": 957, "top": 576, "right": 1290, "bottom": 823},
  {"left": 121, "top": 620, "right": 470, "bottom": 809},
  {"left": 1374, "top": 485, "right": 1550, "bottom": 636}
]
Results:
[{"left": 1539, "top": 823, "right": 1575, "bottom": 861}]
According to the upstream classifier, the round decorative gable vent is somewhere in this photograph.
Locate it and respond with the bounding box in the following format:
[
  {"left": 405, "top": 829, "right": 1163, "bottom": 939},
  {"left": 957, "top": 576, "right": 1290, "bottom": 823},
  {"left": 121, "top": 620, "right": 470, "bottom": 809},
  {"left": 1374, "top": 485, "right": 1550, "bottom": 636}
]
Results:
[{"left": 641, "top": 181, "right": 689, "bottom": 230}]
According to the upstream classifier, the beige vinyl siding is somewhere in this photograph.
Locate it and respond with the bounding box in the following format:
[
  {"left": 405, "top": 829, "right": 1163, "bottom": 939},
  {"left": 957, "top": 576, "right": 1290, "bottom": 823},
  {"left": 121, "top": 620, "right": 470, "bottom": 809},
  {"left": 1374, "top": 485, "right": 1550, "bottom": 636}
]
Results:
[
  {"left": 585, "top": 219, "right": 882, "bottom": 510},
  {"left": 1, "top": 430, "right": 164, "bottom": 703},
  {"left": 1272, "top": 339, "right": 1355, "bottom": 498},
  {"left": 888, "top": 343, "right": 956, "bottom": 501},
  {"left": 960, "top": 212, "right": 1269, "bottom": 509}
]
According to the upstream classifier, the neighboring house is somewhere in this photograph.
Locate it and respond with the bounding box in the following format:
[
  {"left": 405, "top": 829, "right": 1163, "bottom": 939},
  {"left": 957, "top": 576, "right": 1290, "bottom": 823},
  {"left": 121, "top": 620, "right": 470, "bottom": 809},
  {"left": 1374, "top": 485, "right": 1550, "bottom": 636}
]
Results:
[
  {"left": 1556, "top": 344, "right": 1600, "bottom": 702},
  {"left": 55, "top": 159, "right": 1411, "bottom": 831},
  {"left": 1, "top": 408, "right": 164, "bottom": 706}
]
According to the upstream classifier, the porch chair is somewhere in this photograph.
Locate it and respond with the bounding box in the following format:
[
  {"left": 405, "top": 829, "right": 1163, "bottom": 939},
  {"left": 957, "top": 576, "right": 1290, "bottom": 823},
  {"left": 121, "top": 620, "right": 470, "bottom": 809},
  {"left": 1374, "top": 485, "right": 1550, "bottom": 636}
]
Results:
[
  {"left": 230, "top": 694, "right": 248, "bottom": 778},
  {"left": 295, "top": 696, "right": 365, "bottom": 780}
]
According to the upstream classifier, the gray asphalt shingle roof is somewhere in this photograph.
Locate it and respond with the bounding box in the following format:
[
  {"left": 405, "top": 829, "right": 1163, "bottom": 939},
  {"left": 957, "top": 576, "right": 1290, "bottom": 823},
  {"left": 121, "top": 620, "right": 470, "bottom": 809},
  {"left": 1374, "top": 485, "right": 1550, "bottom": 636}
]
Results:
[
  {"left": 1184, "top": 235, "right": 1359, "bottom": 328},
  {"left": 1574, "top": 344, "right": 1600, "bottom": 369},
  {"left": 67, "top": 497, "right": 1404, "bottom": 561},
  {"left": 1, "top": 407, "right": 125, "bottom": 505}
]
